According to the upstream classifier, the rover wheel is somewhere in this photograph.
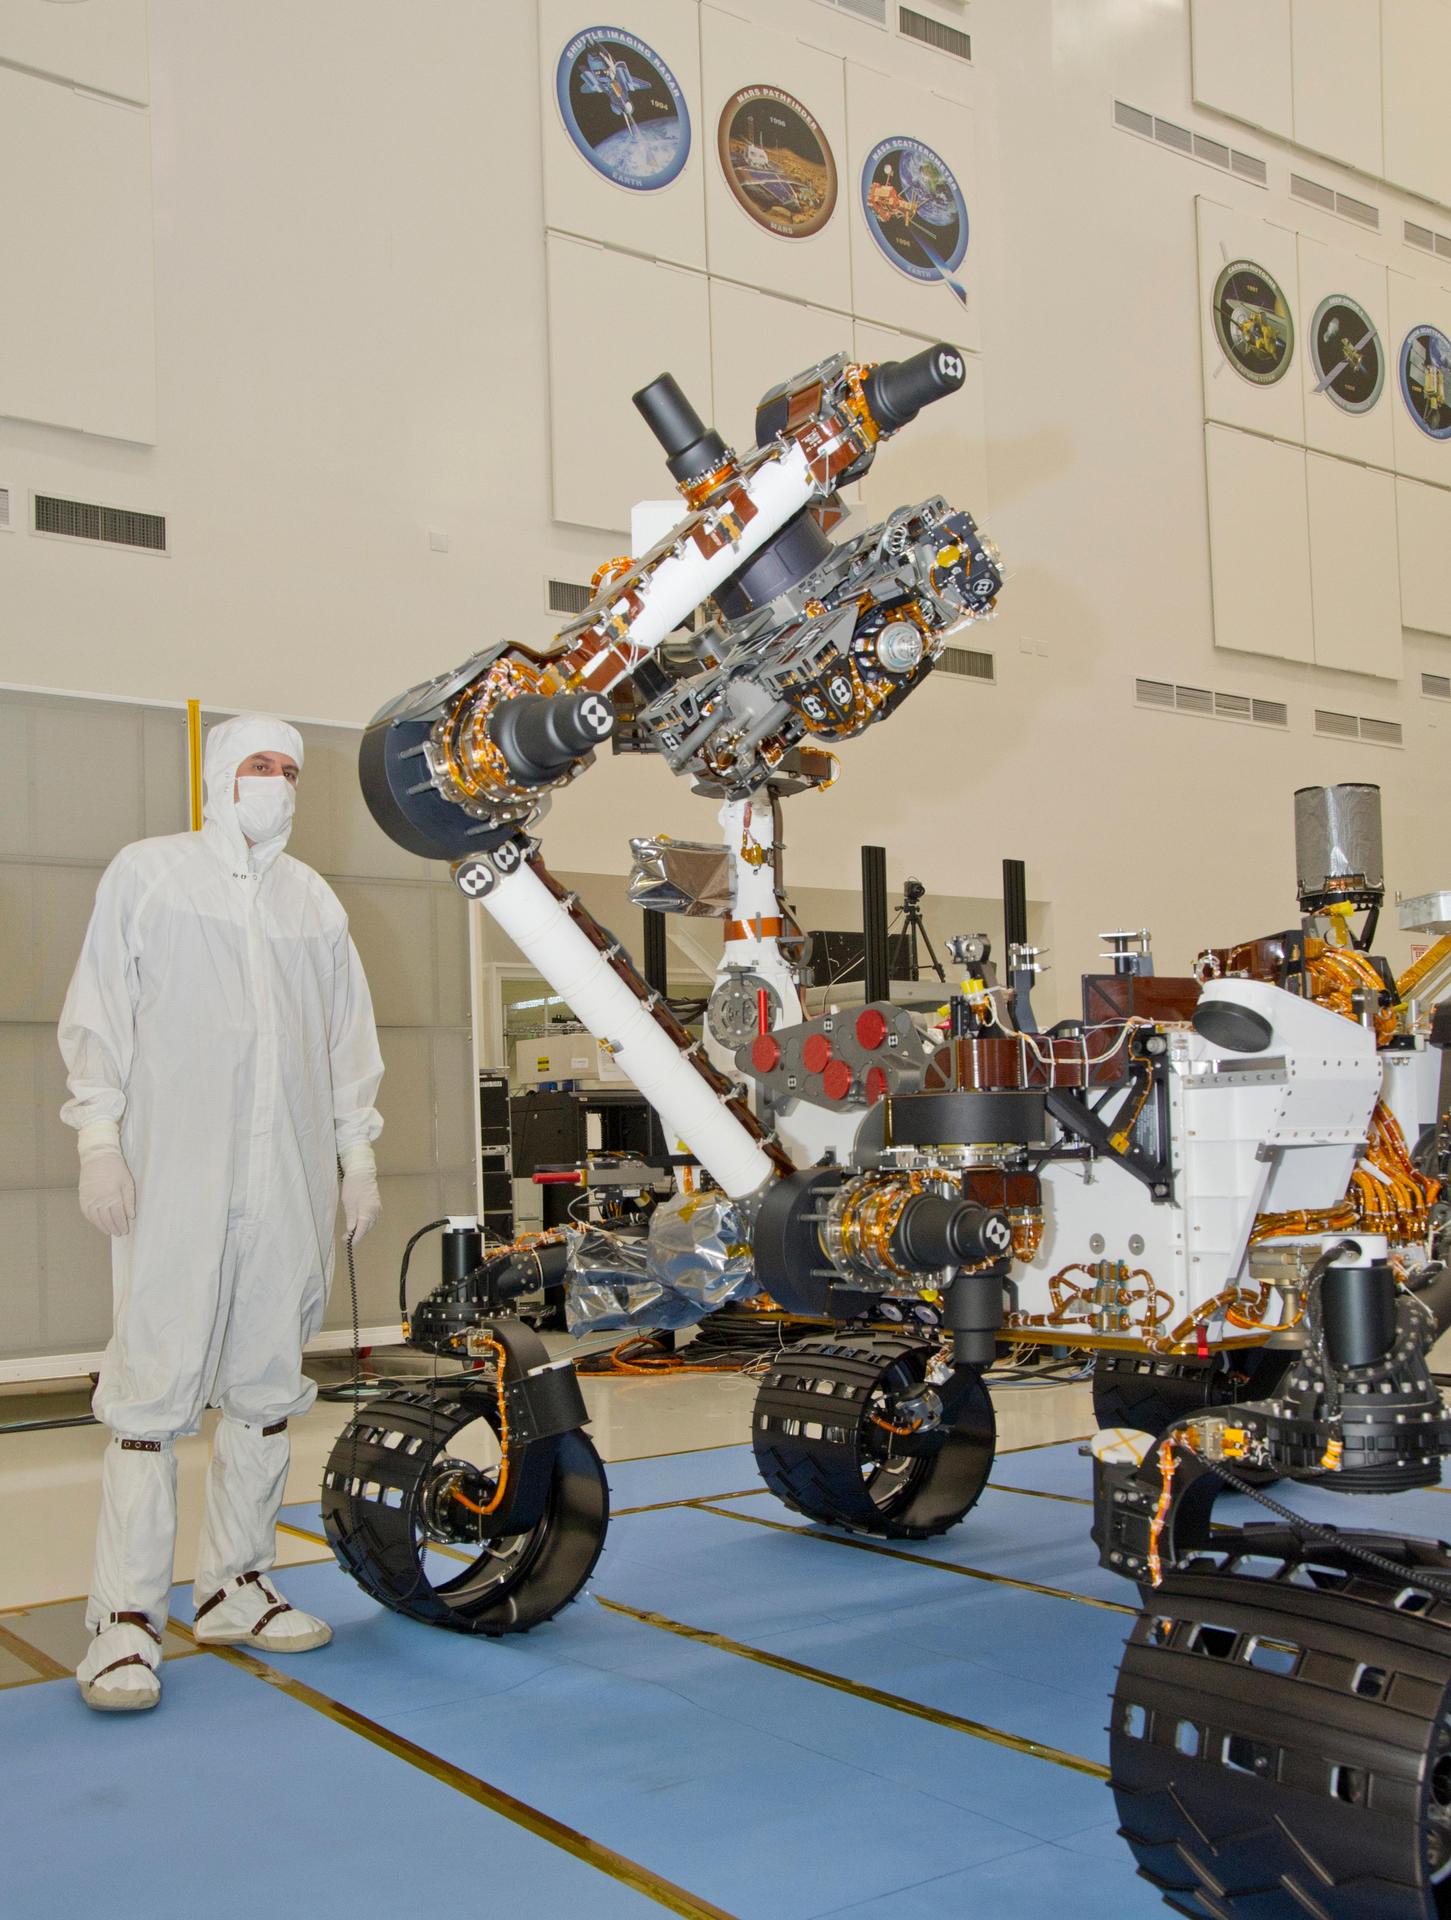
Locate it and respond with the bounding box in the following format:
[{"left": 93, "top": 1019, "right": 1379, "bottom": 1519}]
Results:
[
  {"left": 1112, "top": 1541, "right": 1451, "bottom": 1916},
  {"left": 1093, "top": 1349, "right": 1293, "bottom": 1486},
  {"left": 321, "top": 1382, "right": 608, "bottom": 1634},
  {"left": 751, "top": 1334, "right": 995, "bottom": 1539}
]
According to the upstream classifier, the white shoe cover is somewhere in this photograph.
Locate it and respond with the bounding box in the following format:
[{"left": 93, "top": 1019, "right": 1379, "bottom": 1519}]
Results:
[
  {"left": 193, "top": 1572, "right": 331, "bottom": 1652},
  {"left": 77, "top": 1620, "right": 162, "bottom": 1712}
]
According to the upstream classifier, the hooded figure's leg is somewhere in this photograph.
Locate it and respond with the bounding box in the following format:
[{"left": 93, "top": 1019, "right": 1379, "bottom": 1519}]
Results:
[
  {"left": 193, "top": 1217, "right": 331, "bottom": 1651},
  {"left": 80, "top": 1229, "right": 226, "bottom": 1710}
]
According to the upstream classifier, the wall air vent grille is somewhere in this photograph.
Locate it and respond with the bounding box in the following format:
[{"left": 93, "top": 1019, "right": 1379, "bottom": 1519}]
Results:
[
  {"left": 1422, "top": 672, "right": 1451, "bottom": 700},
  {"left": 0, "top": 486, "right": 10, "bottom": 530},
  {"left": 546, "top": 577, "right": 593, "bottom": 616},
  {"left": 1315, "top": 709, "right": 1401, "bottom": 746},
  {"left": 822, "top": 0, "right": 889, "bottom": 22},
  {"left": 1438, "top": 237, "right": 1451, "bottom": 261},
  {"left": 937, "top": 644, "right": 994, "bottom": 682},
  {"left": 1113, "top": 101, "right": 1266, "bottom": 187},
  {"left": 1407, "top": 221, "right": 1436, "bottom": 251},
  {"left": 1291, "top": 172, "right": 1380, "bottom": 231},
  {"left": 34, "top": 494, "right": 166, "bottom": 552},
  {"left": 1136, "top": 678, "right": 1287, "bottom": 728},
  {"left": 898, "top": 7, "right": 970, "bottom": 60}
]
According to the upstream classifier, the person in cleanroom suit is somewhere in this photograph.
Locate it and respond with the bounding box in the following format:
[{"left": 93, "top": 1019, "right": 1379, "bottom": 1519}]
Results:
[{"left": 58, "top": 713, "right": 385, "bottom": 1711}]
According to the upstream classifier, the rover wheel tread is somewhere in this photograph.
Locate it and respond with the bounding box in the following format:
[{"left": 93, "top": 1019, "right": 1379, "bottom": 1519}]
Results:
[{"left": 751, "top": 1334, "right": 995, "bottom": 1540}]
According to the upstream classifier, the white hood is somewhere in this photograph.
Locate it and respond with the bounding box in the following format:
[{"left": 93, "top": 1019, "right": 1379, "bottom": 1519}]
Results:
[{"left": 202, "top": 713, "right": 305, "bottom": 872}]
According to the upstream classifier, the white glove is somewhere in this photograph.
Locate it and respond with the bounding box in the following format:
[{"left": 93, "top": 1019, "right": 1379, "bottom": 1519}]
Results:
[
  {"left": 76, "top": 1122, "right": 136, "bottom": 1237},
  {"left": 339, "top": 1143, "right": 381, "bottom": 1243}
]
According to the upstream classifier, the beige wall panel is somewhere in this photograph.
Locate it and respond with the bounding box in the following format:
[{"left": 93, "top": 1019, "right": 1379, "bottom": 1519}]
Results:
[
  {"left": 1, "top": 863, "right": 105, "bottom": 1023},
  {"left": 0, "top": 68, "right": 156, "bottom": 443},
  {"left": 1388, "top": 271, "right": 1451, "bottom": 488},
  {"left": 0, "top": 1194, "right": 43, "bottom": 1357},
  {"left": 30, "top": 704, "right": 144, "bottom": 862},
  {"left": 36, "top": 1028, "right": 78, "bottom": 1188},
  {"left": 844, "top": 64, "right": 979, "bottom": 348},
  {"left": 853, "top": 319, "right": 988, "bottom": 527},
  {"left": 708, "top": 279, "right": 853, "bottom": 451},
  {"left": 141, "top": 709, "right": 188, "bottom": 838},
  {"left": 1306, "top": 453, "right": 1402, "bottom": 677},
  {"left": 38, "top": 1188, "right": 111, "bottom": 1352},
  {"left": 0, "top": 701, "right": 34, "bottom": 858},
  {"left": 700, "top": 7, "right": 850, "bottom": 312},
  {"left": 1297, "top": 237, "right": 1394, "bottom": 470},
  {"left": 0, "top": 1028, "right": 39, "bottom": 1190},
  {"left": 1381, "top": 0, "right": 1451, "bottom": 208},
  {"left": 546, "top": 235, "right": 711, "bottom": 532},
  {"left": 432, "top": 1030, "right": 475, "bottom": 1176},
  {"left": 1205, "top": 424, "right": 1314, "bottom": 665},
  {"left": 1396, "top": 476, "right": 1451, "bottom": 635},
  {"left": 1198, "top": 198, "right": 1304, "bottom": 445},
  {"left": 0, "top": 865, "right": 37, "bottom": 1023},
  {"left": 372, "top": 1025, "right": 434, "bottom": 1179},
  {"left": 539, "top": 0, "right": 705, "bottom": 270},
  {"left": 1190, "top": 0, "right": 1293, "bottom": 139},
  {"left": 331, "top": 880, "right": 438, "bottom": 1028},
  {"left": 0, "top": 0, "right": 149, "bottom": 104},
  {"left": 1290, "top": 0, "right": 1382, "bottom": 176},
  {"left": 432, "top": 887, "right": 471, "bottom": 1029}
]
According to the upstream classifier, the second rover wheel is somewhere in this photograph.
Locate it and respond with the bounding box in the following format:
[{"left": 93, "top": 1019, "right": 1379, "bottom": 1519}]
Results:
[
  {"left": 751, "top": 1333, "right": 995, "bottom": 1539},
  {"left": 1112, "top": 1539, "right": 1451, "bottom": 1917},
  {"left": 1093, "top": 1348, "right": 1294, "bottom": 1486}
]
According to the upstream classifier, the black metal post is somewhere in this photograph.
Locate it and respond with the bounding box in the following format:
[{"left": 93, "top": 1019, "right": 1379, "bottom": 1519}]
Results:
[{"left": 863, "top": 845, "right": 889, "bottom": 1004}]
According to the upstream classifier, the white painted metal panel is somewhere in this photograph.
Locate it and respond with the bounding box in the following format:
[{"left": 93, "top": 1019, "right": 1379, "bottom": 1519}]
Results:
[
  {"left": 1297, "top": 235, "right": 1394, "bottom": 470},
  {"left": 853, "top": 316, "right": 988, "bottom": 525},
  {"left": 0, "top": 0, "right": 148, "bottom": 104},
  {"left": 1198, "top": 198, "right": 1304, "bottom": 446},
  {"left": 1396, "top": 475, "right": 1451, "bottom": 636},
  {"left": 1388, "top": 269, "right": 1451, "bottom": 489},
  {"left": 1205, "top": 423, "right": 1314, "bottom": 664},
  {"left": 843, "top": 62, "right": 979, "bottom": 348},
  {"left": 1190, "top": 0, "right": 1293, "bottom": 140},
  {"left": 0, "top": 68, "right": 156, "bottom": 443},
  {"left": 539, "top": 0, "right": 706, "bottom": 271},
  {"left": 1381, "top": 0, "right": 1451, "bottom": 207},
  {"left": 545, "top": 233, "right": 711, "bottom": 533},
  {"left": 708, "top": 278, "right": 852, "bottom": 451},
  {"left": 701, "top": 6, "right": 851, "bottom": 313},
  {"left": 1290, "top": 0, "right": 1382, "bottom": 177},
  {"left": 1306, "top": 451, "right": 1402, "bottom": 678}
]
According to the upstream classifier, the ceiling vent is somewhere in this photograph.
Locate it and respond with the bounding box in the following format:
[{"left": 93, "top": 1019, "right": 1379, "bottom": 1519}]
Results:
[
  {"left": 937, "top": 644, "right": 994, "bottom": 682},
  {"left": 1422, "top": 672, "right": 1451, "bottom": 700},
  {"left": 546, "top": 577, "right": 593, "bottom": 617},
  {"left": 1113, "top": 100, "right": 1266, "bottom": 187},
  {"left": 33, "top": 494, "right": 167, "bottom": 553},
  {"left": 1315, "top": 708, "right": 1402, "bottom": 746},
  {"left": 898, "top": 6, "right": 970, "bottom": 60},
  {"left": 1135, "top": 678, "right": 1287, "bottom": 728}
]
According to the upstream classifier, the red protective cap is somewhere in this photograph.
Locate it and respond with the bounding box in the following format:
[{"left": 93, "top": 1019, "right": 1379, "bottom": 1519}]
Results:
[
  {"left": 855, "top": 1007, "right": 889, "bottom": 1051},
  {"left": 751, "top": 1033, "right": 781, "bottom": 1074},
  {"left": 823, "top": 1058, "right": 855, "bottom": 1103},
  {"left": 864, "top": 1066, "right": 889, "bottom": 1106},
  {"left": 801, "top": 1032, "right": 833, "bottom": 1074}
]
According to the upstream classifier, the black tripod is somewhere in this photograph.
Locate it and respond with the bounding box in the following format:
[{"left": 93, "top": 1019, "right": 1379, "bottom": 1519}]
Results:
[{"left": 890, "top": 879, "right": 945, "bottom": 983}]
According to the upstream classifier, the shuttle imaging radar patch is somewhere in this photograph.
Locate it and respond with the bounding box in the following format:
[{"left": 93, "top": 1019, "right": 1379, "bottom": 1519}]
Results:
[
  {"left": 1399, "top": 323, "right": 1451, "bottom": 438},
  {"left": 718, "top": 85, "right": 837, "bottom": 238},
  {"left": 1212, "top": 260, "right": 1294, "bottom": 384},
  {"left": 860, "top": 136, "right": 968, "bottom": 304},
  {"left": 1310, "top": 296, "right": 1383, "bottom": 412},
  {"left": 556, "top": 26, "right": 690, "bottom": 191}
]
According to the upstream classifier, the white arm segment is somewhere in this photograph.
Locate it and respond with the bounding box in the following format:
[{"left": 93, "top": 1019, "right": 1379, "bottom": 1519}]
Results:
[
  {"left": 594, "top": 443, "right": 816, "bottom": 682},
  {"left": 718, "top": 794, "right": 802, "bottom": 1026},
  {"left": 481, "top": 861, "right": 775, "bottom": 1199}
]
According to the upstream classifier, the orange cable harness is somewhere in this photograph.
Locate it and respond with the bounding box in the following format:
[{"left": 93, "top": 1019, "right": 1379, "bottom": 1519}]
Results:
[{"left": 448, "top": 1333, "right": 512, "bottom": 1519}]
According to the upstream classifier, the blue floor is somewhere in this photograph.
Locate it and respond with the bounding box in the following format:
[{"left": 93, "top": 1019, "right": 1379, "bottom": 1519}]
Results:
[{"left": 9, "top": 1435, "right": 1451, "bottom": 1920}]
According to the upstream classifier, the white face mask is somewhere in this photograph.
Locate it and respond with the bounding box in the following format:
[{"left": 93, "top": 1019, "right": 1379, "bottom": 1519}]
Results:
[{"left": 234, "top": 775, "right": 297, "bottom": 844}]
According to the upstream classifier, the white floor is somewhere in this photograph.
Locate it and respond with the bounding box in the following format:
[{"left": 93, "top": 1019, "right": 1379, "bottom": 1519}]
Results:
[{"left": 0, "top": 1352, "right": 1094, "bottom": 1614}]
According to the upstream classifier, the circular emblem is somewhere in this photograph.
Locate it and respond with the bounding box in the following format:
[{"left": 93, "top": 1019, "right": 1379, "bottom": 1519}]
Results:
[
  {"left": 1399, "top": 323, "right": 1451, "bottom": 438},
  {"left": 1212, "top": 261, "right": 1293, "bottom": 383},
  {"left": 860, "top": 137, "right": 968, "bottom": 301},
  {"left": 555, "top": 26, "right": 690, "bottom": 192},
  {"left": 716, "top": 86, "right": 837, "bottom": 238},
  {"left": 1310, "top": 295, "right": 1384, "bottom": 412}
]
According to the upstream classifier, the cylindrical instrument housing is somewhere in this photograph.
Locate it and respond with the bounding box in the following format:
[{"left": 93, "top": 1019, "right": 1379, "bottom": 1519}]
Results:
[
  {"left": 1294, "top": 783, "right": 1384, "bottom": 907},
  {"left": 1322, "top": 1261, "right": 1398, "bottom": 1370}
]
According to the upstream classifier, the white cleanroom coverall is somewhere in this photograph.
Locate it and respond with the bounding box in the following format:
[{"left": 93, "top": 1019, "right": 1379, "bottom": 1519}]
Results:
[{"left": 58, "top": 714, "right": 384, "bottom": 1688}]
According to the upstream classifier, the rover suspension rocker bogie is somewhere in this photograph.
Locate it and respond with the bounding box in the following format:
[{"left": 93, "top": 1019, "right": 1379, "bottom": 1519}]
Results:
[{"left": 350, "top": 326, "right": 1451, "bottom": 1916}]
